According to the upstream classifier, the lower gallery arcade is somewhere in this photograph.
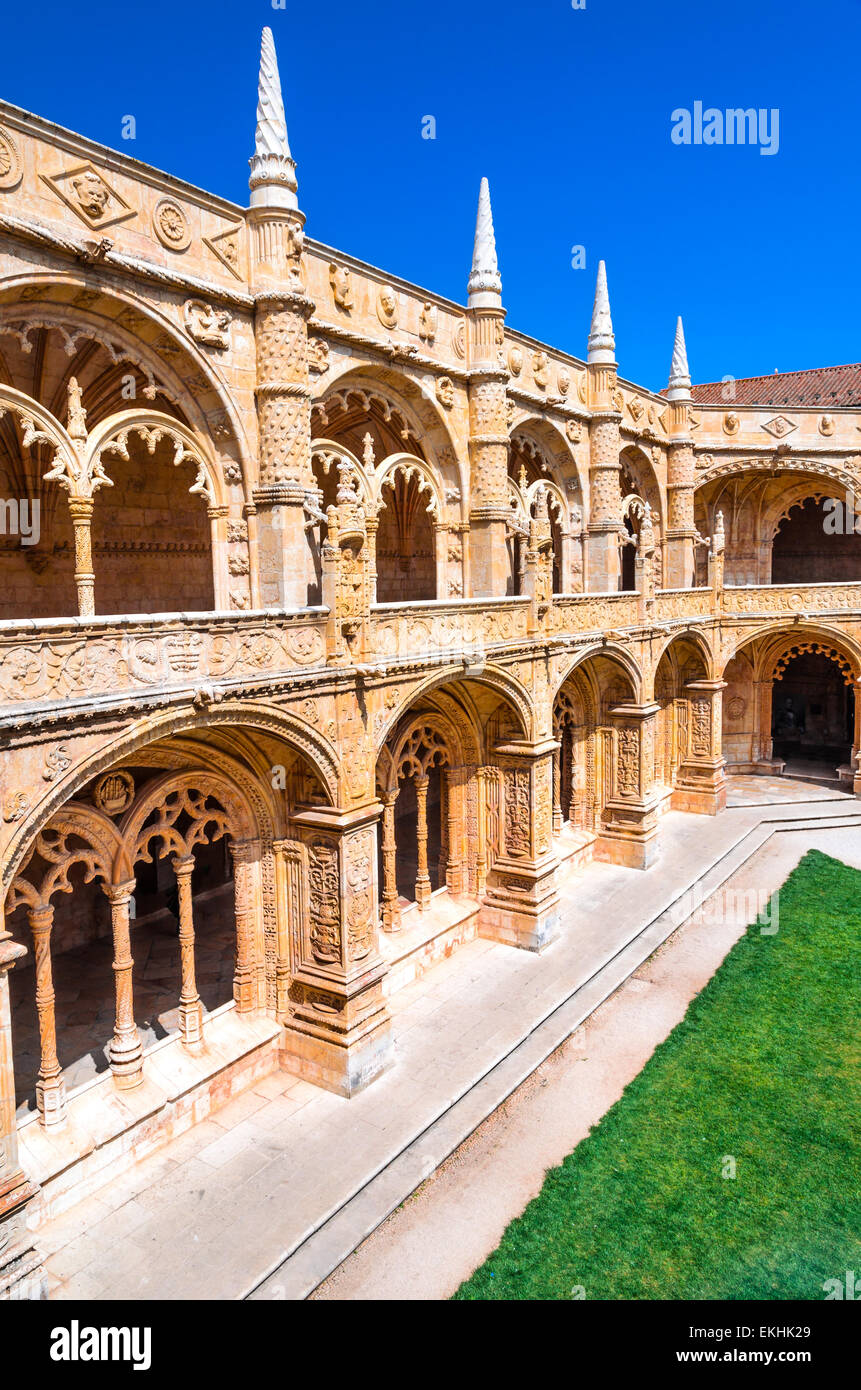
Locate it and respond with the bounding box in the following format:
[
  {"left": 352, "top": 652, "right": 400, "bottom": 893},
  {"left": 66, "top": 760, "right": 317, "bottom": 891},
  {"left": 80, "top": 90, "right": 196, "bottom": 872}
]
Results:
[{"left": 2, "top": 625, "right": 859, "bottom": 1245}]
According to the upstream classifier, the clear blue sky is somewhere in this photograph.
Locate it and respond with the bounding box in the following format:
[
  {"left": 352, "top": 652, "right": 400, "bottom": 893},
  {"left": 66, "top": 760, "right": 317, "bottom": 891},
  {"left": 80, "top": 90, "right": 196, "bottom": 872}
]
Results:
[{"left": 2, "top": 0, "right": 858, "bottom": 391}]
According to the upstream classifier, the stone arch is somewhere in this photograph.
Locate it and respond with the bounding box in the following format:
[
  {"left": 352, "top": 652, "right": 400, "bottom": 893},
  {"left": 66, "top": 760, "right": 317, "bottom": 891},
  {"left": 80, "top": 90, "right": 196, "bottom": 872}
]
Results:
[
  {"left": 509, "top": 419, "right": 585, "bottom": 594},
  {"left": 311, "top": 366, "right": 461, "bottom": 517},
  {"left": 374, "top": 662, "right": 533, "bottom": 754},
  {"left": 2, "top": 701, "right": 340, "bottom": 894},
  {"left": 721, "top": 624, "right": 861, "bottom": 783},
  {"left": 0, "top": 274, "right": 252, "bottom": 497},
  {"left": 374, "top": 671, "right": 528, "bottom": 924},
  {"left": 553, "top": 642, "right": 644, "bottom": 706}
]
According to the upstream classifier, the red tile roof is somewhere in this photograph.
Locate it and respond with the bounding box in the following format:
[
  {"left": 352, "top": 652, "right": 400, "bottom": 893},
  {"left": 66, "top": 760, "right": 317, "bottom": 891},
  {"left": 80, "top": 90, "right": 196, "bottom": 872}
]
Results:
[{"left": 689, "top": 363, "right": 861, "bottom": 408}]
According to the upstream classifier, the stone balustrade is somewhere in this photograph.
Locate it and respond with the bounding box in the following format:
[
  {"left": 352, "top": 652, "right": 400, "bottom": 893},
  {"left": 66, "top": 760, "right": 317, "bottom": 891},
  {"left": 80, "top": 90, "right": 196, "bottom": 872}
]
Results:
[{"left": 2, "top": 581, "right": 860, "bottom": 718}]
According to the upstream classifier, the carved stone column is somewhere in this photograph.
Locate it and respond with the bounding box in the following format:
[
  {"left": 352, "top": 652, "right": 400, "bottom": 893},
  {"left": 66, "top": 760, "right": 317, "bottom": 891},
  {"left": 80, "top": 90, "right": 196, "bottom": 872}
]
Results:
[
  {"left": 665, "top": 318, "right": 697, "bottom": 589},
  {"left": 666, "top": 435, "right": 697, "bottom": 589},
  {"left": 552, "top": 744, "right": 563, "bottom": 834},
  {"left": 365, "top": 514, "right": 379, "bottom": 605},
  {"left": 251, "top": 289, "right": 317, "bottom": 609},
  {"left": 285, "top": 804, "right": 392, "bottom": 1097},
  {"left": 466, "top": 179, "right": 509, "bottom": 599},
  {"left": 414, "top": 775, "right": 432, "bottom": 910},
  {"left": 479, "top": 739, "right": 560, "bottom": 951},
  {"left": 0, "top": 937, "right": 44, "bottom": 1300},
  {"left": 230, "top": 840, "right": 259, "bottom": 1014},
  {"left": 27, "top": 906, "right": 65, "bottom": 1127},
  {"left": 173, "top": 856, "right": 203, "bottom": 1048},
  {"left": 379, "top": 791, "right": 401, "bottom": 932},
  {"left": 105, "top": 880, "right": 143, "bottom": 1089},
  {"left": 594, "top": 702, "right": 662, "bottom": 869},
  {"left": 467, "top": 369, "right": 510, "bottom": 598},
  {"left": 587, "top": 409, "right": 623, "bottom": 593},
  {"left": 672, "top": 680, "right": 728, "bottom": 815},
  {"left": 67, "top": 495, "right": 96, "bottom": 618},
  {"left": 444, "top": 770, "right": 463, "bottom": 892}
]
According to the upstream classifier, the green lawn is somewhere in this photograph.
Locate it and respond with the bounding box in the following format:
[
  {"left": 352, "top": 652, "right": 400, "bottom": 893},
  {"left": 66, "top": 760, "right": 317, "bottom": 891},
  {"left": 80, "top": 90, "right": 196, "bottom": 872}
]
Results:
[{"left": 455, "top": 849, "right": 861, "bottom": 1300}]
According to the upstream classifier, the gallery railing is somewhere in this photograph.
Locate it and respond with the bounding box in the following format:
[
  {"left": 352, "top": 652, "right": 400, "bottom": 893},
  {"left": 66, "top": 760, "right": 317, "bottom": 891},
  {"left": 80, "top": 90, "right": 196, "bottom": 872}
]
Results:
[{"left": 1, "top": 581, "right": 859, "bottom": 715}]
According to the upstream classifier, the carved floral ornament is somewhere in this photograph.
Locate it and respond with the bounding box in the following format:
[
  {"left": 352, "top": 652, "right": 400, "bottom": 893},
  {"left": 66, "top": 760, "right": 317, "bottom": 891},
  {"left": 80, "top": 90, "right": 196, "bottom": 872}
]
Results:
[
  {"left": 153, "top": 198, "right": 191, "bottom": 252},
  {"left": 0, "top": 124, "right": 23, "bottom": 190}
]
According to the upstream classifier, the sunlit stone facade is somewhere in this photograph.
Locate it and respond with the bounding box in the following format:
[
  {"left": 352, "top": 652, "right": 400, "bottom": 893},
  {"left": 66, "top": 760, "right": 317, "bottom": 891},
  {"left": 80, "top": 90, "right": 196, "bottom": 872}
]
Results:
[{"left": 1, "top": 27, "right": 860, "bottom": 1295}]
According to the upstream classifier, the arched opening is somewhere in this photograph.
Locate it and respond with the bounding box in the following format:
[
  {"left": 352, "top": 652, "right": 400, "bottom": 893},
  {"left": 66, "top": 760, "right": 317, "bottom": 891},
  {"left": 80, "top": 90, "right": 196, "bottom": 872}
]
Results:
[
  {"left": 376, "top": 469, "right": 437, "bottom": 603},
  {"left": 5, "top": 722, "right": 331, "bottom": 1130},
  {"left": 508, "top": 436, "right": 566, "bottom": 594},
  {"left": 552, "top": 653, "right": 638, "bottom": 837},
  {"left": 652, "top": 636, "right": 711, "bottom": 803},
  {"left": 771, "top": 650, "right": 854, "bottom": 776},
  {"left": 771, "top": 496, "right": 861, "bottom": 584},
  {"left": 376, "top": 676, "right": 526, "bottom": 930},
  {"left": 0, "top": 301, "right": 225, "bottom": 621},
  {"left": 90, "top": 432, "right": 214, "bottom": 615}
]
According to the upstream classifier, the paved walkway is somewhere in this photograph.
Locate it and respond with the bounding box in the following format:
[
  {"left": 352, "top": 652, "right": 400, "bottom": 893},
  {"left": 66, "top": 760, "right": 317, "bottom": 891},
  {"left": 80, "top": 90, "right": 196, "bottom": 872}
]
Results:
[
  {"left": 312, "top": 821, "right": 861, "bottom": 1298},
  {"left": 38, "top": 781, "right": 861, "bottom": 1301}
]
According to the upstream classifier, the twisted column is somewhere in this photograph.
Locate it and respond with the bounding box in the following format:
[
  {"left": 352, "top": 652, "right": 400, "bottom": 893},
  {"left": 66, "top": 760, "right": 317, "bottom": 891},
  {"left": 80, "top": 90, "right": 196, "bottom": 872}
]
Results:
[
  {"left": 380, "top": 791, "right": 401, "bottom": 932},
  {"left": 105, "top": 880, "right": 143, "bottom": 1090},
  {"left": 27, "top": 905, "right": 65, "bottom": 1127},
  {"left": 414, "top": 775, "right": 431, "bottom": 909},
  {"left": 173, "top": 856, "right": 203, "bottom": 1049}
]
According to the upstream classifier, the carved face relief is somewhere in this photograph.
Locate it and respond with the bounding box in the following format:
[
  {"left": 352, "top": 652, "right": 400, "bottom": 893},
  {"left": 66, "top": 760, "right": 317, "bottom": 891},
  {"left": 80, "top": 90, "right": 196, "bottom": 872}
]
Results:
[
  {"left": 819, "top": 414, "right": 835, "bottom": 436},
  {"left": 722, "top": 411, "right": 740, "bottom": 435},
  {"left": 557, "top": 369, "right": 570, "bottom": 396},
  {"left": 377, "top": 285, "right": 399, "bottom": 328},
  {"left": 532, "top": 351, "right": 549, "bottom": 389},
  {"left": 71, "top": 172, "right": 110, "bottom": 220},
  {"left": 329, "top": 263, "right": 353, "bottom": 311},
  {"left": 508, "top": 347, "right": 523, "bottom": 376},
  {"left": 435, "top": 375, "right": 454, "bottom": 409},
  {"left": 566, "top": 420, "right": 581, "bottom": 443},
  {"left": 419, "top": 301, "right": 437, "bottom": 343}
]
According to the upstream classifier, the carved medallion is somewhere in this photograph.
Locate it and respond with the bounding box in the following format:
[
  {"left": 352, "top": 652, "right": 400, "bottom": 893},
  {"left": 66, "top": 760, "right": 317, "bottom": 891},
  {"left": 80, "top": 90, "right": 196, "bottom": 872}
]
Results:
[
  {"left": 435, "top": 375, "right": 454, "bottom": 409},
  {"left": 508, "top": 347, "right": 523, "bottom": 376},
  {"left": 153, "top": 198, "right": 191, "bottom": 251},
  {"left": 726, "top": 696, "right": 746, "bottom": 720},
  {"left": 722, "top": 411, "right": 740, "bottom": 435},
  {"left": 92, "top": 769, "right": 135, "bottom": 815},
  {"left": 0, "top": 126, "right": 23, "bottom": 190},
  {"left": 762, "top": 415, "right": 797, "bottom": 438}
]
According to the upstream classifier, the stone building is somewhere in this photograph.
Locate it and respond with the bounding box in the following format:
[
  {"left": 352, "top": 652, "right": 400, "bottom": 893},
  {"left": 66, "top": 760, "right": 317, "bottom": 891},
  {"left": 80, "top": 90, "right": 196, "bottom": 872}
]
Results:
[{"left": 1, "top": 27, "right": 860, "bottom": 1295}]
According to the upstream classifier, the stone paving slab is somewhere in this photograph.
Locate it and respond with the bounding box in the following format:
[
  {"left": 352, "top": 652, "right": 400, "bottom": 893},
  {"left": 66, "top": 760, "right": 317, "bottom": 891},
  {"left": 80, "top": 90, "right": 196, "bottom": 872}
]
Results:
[{"left": 42, "top": 790, "right": 861, "bottom": 1301}]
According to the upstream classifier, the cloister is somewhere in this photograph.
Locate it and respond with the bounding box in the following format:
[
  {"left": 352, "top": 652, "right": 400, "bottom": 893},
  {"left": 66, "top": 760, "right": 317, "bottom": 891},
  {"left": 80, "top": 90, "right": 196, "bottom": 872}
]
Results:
[{"left": 1, "top": 26, "right": 860, "bottom": 1296}]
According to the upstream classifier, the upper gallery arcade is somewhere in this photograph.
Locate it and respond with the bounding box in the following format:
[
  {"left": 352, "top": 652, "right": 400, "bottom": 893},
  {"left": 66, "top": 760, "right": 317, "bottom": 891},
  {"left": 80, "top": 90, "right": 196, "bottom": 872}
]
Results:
[{"left": 1, "top": 24, "right": 861, "bottom": 1291}]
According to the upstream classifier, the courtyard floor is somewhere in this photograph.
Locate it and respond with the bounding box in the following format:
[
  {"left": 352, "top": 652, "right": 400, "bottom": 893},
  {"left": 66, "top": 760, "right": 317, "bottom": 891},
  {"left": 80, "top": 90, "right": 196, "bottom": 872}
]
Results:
[{"left": 32, "top": 776, "right": 861, "bottom": 1301}]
